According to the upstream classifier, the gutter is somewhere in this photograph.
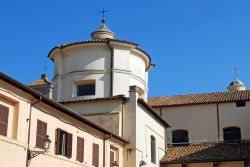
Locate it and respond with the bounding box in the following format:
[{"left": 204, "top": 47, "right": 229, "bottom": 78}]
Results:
[
  {"left": 216, "top": 103, "right": 220, "bottom": 142},
  {"left": 106, "top": 40, "right": 114, "bottom": 97}
]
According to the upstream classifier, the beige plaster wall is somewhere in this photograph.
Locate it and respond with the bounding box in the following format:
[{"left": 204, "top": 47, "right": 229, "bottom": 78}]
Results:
[
  {"left": 161, "top": 164, "right": 182, "bottom": 167},
  {"left": 0, "top": 136, "right": 27, "bottom": 167},
  {"left": 85, "top": 113, "right": 120, "bottom": 135},
  {"left": 216, "top": 161, "right": 244, "bottom": 167},
  {"left": 161, "top": 104, "right": 218, "bottom": 143},
  {"left": 64, "top": 101, "right": 122, "bottom": 135},
  {"left": 186, "top": 162, "right": 213, "bottom": 167},
  {"left": 218, "top": 102, "right": 250, "bottom": 141},
  {"left": 159, "top": 101, "right": 250, "bottom": 143}
]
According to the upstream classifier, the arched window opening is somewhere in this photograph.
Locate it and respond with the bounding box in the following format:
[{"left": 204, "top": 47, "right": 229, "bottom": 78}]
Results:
[
  {"left": 172, "top": 130, "right": 189, "bottom": 146},
  {"left": 223, "top": 127, "right": 241, "bottom": 143},
  {"left": 150, "top": 135, "right": 156, "bottom": 163}
]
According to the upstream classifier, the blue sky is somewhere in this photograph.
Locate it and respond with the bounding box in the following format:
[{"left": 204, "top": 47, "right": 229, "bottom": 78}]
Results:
[{"left": 0, "top": 0, "right": 250, "bottom": 97}]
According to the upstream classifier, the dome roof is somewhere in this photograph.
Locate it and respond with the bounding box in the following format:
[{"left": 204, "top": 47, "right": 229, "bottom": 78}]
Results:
[
  {"left": 91, "top": 20, "right": 115, "bottom": 40},
  {"left": 229, "top": 79, "right": 245, "bottom": 86},
  {"left": 227, "top": 79, "right": 246, "bottom": 92}
]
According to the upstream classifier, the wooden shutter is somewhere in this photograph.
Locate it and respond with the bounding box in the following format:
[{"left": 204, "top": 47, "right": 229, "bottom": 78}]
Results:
[
  {"left": 36, "top": 120, "right": 47, "bottom": 148},
  {"left": 110, "top": 151, "right": 114, "bottom": 167},
  {"left": 0, "top": 104, "right": 9, "bottom": 136},
  {"left": 76, "top": 137, "right": 84, "bottom": 162},
  {"left": 66, "top": 133, "right": 72, "bottom": 158},
  {"left": 92, "top": 143, "right": 99, "bottom": 167},
  {"left": 55, "top": 128, "right": 61, "bottom": 155}
]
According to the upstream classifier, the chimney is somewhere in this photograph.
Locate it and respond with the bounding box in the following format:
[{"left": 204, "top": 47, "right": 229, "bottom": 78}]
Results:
[{"left": 129, "top": 86, "right": 140, "bottom": 102}]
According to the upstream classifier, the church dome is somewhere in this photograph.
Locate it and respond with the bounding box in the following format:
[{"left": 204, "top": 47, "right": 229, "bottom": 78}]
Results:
[
  {"left": 91, "top": 20, "right": 115, "bottom": 40},
  {"left": 227, "top": 79, "right": 246, "bottom": 92}
]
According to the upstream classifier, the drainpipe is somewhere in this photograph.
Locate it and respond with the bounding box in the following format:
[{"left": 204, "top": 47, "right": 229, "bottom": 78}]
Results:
[
  {"left": 216, "top": 103, "right": 220, "bottom": 142},
  {"left": 121, "top": 98, "right": 128, "bottom": 138},
  {"left": 26, "top": 96, "right": 42, "bottom": 167},
  {"left": 159, "top": 107, "right": 162, "bottom": 116},
  {"left": 103, "top": 134, "right": 112, "bottom": 167},
  {"left": 107, "top": 41, "right": 114, "bottom": 97}
]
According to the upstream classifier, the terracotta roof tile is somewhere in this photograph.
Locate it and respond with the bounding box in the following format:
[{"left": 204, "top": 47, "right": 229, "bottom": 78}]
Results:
[
  {"left": 148, "top": 90, "right": 250, "bottom": 107},
  {"left": 28, "top": 74, "right": 51, "bottom": 86},
  {"left": 28, "top": 79, "right": 50, "bottom": 86},
  {"left": 161, "top": 142, "right": 250, "bottom": 163}
]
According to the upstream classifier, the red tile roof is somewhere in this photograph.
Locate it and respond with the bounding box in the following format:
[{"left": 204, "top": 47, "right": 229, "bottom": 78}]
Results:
[
  {"left": 161, "top": 142, "right": 250, "bottom": 164},
  {"left": 148, "top": 90, "right": 250, "bottom": 107}
]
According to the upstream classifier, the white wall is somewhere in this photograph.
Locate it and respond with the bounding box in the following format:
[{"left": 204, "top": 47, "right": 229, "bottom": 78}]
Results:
[
  {"left": 136, "top": 104, "right": 166, "bottom": 167},
  {"left": 122, "top": 87, "right": 166, "bottom": 167}
]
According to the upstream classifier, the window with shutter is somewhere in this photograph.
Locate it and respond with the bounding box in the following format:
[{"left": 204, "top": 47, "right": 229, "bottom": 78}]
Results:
[
  {"left": 0, "top": 104, "right": 9, "bottom": 136},
  {"left": 55, "top": 128, "right": 61, "bottom": 155},
  {"left": 55, "top": 128, "right": 73, "bottom": 158},
  {"left": 66, "top": 133, "right": 72, "bottom": 158},
  {"left": 76, "top": 137, "right": 84, "bottom": 162},
  {"left": 36, "top": 120, "right": 47, "bottom": 148},
  {"left": 110, "top": 151, "right": 114, "bottom": 167},
  {"left": 92, "top": 143, "right": 99, "bottom": 167}
]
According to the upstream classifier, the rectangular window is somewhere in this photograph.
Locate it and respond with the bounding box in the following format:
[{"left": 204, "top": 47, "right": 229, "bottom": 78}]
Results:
[
  {"left": 92, "top": 143, "right": 99, "bottom": 167},
  {"left": 151, "top": 135, "right": 156, "bottom": 163},
  {"left": 77, "top": 80, "right": 95, "bottom": 96},
  {"left": 36, "top": 120, "right": 47, "bottom": 149},
  {"left": 0, "top": 104, "right": 9, "bottom": 136},
  {"left": 76, "top": 137, "right": 84, "bottom": 162},
  {"left": 236, "top": 101, "right": 246, "bottom": 107},
  {"left": 55, "top": 128, "right": 72, "bottom": 158}
]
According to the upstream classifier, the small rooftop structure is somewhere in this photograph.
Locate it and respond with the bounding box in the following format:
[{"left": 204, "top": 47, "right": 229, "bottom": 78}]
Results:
[
  {"left": 91, "top": 19, "right": 115, "bottom": 40},
  {"left": 28, "top": 74, "right": 52, "bottom": 98},
  {"left": 227, "top": 79, "right": 246, "bottom": 92}
]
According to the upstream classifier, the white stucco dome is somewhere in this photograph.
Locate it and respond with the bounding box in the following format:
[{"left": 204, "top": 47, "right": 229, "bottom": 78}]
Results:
[
  {"left": 227, "top": 79, "right": 246, "bottom": 92},
  {"left": 48, "top": 20, "right": 152, "bottom": 102}
]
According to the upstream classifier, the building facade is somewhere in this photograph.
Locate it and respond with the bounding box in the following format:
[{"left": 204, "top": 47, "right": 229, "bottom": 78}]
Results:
[
  {"left": 148, "top": 81, "right": 250, "bottom": 167},
  {"left": 0, "top": 72, "right": 127, "bottom": 167}
]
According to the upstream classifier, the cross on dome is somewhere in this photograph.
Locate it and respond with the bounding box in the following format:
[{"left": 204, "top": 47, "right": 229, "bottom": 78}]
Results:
[
  {"left": 100, "top": 8, "right": 108, "bottom": 23},
  {"left": 91, "top": 9, "right": 115, "bottom": 40}
]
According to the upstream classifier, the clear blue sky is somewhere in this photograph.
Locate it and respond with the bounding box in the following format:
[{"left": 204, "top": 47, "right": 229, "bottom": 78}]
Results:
[{"left": 0, "top": 0, "right": 250, "bottom": 97}]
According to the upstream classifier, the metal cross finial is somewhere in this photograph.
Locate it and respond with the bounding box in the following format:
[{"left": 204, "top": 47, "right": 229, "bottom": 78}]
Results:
[
  {"left": 232, "top": 67, "right": 238, "bottom": 80},
  {"left": 100, "top": 8, "right": 108, "bottom": 23}
]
